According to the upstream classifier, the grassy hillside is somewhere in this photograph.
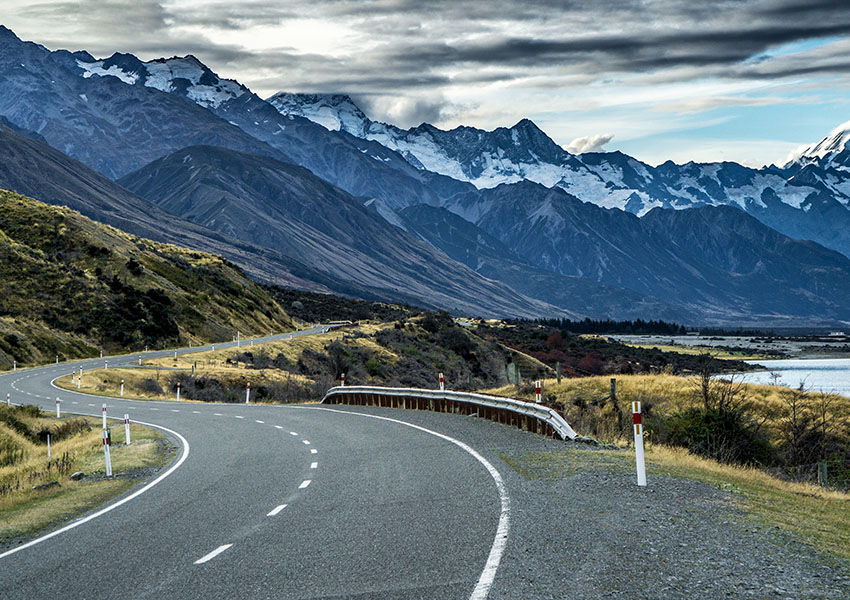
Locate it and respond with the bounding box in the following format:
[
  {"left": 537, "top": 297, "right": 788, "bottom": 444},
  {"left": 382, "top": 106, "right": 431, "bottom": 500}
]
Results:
[{"left": 0, "top": 190, "right": 293, "bottom": 367}]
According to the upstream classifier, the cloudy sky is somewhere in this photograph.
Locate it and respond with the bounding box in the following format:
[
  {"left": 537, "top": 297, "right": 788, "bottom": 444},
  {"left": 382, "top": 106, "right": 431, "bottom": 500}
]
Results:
[{"left": 4, "top": 0, "right": 850, "bottom": 166}]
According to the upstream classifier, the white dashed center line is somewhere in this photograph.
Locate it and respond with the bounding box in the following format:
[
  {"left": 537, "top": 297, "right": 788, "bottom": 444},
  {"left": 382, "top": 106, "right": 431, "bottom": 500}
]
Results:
[
  {"left": 299, "top": 480, "right": 311, "bottom": 489},
  {"left": 310, "top": 462, "right": 318, "bottom": 469},
  {"left": 255, "top": 420, "right": 264, "bottom": 424},
  {"left": 267, "top": 504, "right": 288, "bottom": 516},
  {"left": 214, "top": 413, "right": 223, "bottom": 416},
  {"left": 311, "top": 449, "right": 318, "bottom": 454},
  {"left": 192, "top": 411, "right": 200, "bottom": 414},
  {"left": 289, "top": 431, "right": 298, "bottom": 436},
  {"left": 274, "top": 425, "right": 283, "bottom": 430},
  {"left": 194, "top": 544, "right": 233, "bottom": 565},
  {"left": 302, "top": 440, "right": 311, "bottom": 445},
  {"left": 235, "top": 416, "right": 244, "bottom": 419}
]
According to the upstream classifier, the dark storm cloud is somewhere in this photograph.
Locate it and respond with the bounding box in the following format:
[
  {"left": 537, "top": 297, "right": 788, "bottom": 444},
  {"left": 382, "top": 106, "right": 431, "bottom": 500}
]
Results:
[{"left": 7, "top": 0, "right": 850, "bottom": 98}]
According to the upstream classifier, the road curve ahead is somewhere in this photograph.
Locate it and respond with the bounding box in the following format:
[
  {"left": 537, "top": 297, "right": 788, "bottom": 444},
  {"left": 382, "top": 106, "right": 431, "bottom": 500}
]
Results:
[{"left": 0, "top": 331, "right": 513, "bottom": 600}]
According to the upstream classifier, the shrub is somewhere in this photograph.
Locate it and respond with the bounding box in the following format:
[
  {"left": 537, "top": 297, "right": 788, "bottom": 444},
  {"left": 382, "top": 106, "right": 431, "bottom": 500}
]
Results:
[
  {"left": 653, "top": 407, "right": 774, "bottom": 466},
  {"left": 136, "top": 378, "right": 164, "bottom": 395}
]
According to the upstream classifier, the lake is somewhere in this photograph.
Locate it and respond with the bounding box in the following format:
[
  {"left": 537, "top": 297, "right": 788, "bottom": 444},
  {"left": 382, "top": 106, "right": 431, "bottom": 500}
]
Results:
[{"left": 742, "top": 358, "right": 850, "bottom": 396}]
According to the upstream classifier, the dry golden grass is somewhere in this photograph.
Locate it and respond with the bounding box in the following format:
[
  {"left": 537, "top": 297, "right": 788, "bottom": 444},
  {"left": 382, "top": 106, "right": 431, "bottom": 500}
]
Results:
[
  {"left": 54, "top": 323, "right": 398, "bottom": 402},
  {"left": 0, "top": 411, "right": 170, "bottom": 542},
  {"left": 485, "top": 373, "right": 849, "bottom": 446},
  {"left": 646, "top": 444, "right": 850, "bottom": 563},
  {"left": 621, "top": 342, "right": 771, "bottom": 360}
]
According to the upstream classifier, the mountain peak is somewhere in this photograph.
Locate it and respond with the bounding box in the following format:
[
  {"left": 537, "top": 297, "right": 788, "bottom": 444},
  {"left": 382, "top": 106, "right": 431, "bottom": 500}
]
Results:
[
  {"left": 786, "top": 119, "right": 850, "bottom": 167},
  {"left": 266, "top": 92, "right": 370, "bottom": 135}
]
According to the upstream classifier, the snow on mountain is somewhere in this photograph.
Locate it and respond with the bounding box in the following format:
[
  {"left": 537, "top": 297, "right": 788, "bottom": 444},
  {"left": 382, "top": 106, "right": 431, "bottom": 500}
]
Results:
[
  {"left": 786, "top": 120, "right": 850, "bottom": 168},
  {"left": 266, "top": 93, "right": 370, "bottom": 137},
  {"left": 75, "top": 53, "right": 247, "bottom": 109}
]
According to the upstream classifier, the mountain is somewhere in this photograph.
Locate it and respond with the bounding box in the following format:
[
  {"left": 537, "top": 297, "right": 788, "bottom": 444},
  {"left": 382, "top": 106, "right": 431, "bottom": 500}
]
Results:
[
  {"left": 785, "top": 120, "right": 850, "bottom": 170},
  {"left": 0, "top": 190, "right": 294, "bottom": 366},
  {"left": 0, "top": 26, "right": 290, "bottom": 179},
  {"left": 0, "top": 121, "right": 560, "bottom": 317},
  {"left": 439, "top": 181, "right": 850, "bottom": 325},
  {"left": 395, "top": 204, "right": 688, "bottom": 321},
  {"left": 273, "top": 93, "right": 850, "bottom": 259},
  {"left": 57, "top": 38, "right": 474, "bottom": 208},
  {"left": 118, "top": 145, "right": 567, "bottom": 318},
  {"left": 0, "top": 121, "right": 329, "bottom": 292}
]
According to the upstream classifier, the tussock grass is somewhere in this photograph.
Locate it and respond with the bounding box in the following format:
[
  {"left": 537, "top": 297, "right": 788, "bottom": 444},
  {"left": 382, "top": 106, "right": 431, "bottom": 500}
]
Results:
[
  {"left": 486, "top": 373, "right": 849, "bottom": 447},
  {"left": 54, "top": 323, "right": 398, "bottom": 402},
  {"left": 0, "top": 406, "right": 170, "bottom": 542}
]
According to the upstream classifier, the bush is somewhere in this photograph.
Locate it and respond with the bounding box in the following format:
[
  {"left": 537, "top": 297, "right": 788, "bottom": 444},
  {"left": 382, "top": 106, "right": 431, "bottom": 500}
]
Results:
[
  {"left": 136, "top": 378, "right": 164, "bottom": 395},
  {"left": 653, "top": 407, "right": 774, "bottom": 466}
]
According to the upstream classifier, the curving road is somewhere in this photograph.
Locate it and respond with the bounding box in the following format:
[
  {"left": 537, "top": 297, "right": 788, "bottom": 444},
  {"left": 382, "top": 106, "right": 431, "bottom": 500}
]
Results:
[{"left": 0, "top": 331, "right": 517, "bottom": 600}]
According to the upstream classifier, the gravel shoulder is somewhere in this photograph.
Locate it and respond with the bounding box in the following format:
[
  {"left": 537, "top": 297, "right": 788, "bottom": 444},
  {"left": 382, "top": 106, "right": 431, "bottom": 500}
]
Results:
[{"left": 328, "top": 404, "right": 850, "bottom": 599}]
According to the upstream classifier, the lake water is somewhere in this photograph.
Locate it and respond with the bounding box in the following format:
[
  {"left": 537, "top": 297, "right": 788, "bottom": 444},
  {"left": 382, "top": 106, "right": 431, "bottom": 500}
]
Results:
[{"left": 742, "top": 358, "right": 850, "bottom": 396}]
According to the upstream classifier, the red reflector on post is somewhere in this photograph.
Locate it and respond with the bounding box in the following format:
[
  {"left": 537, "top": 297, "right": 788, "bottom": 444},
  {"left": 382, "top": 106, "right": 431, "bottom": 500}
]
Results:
[{"left": 633, "top": 413, "right": 642, "bottom": 425}]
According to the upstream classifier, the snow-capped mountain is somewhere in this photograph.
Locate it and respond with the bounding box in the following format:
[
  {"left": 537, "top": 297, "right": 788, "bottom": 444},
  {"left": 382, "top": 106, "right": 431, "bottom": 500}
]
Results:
[
  {"left": 269, "top": 92, "right": 850, "bottom": 258},
  {"left": 267, "top": 93, "right": 370, "bottom": 137},
  {"left": 785, "top": 120, "right": 850, "bottom": 172},
  {"left": 76, "top": 53, "right": 248, "bottom": 109}
]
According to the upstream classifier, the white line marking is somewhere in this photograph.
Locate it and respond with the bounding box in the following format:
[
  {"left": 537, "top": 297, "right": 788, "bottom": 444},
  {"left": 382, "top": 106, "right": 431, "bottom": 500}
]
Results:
[
  {"left": 310, "top": 448, "right": 317, "bottom": 454},
  {"left": 302, "top": 440, "right": 310, "bottom": 445},
  {"left": 299, "top": 480, "right": 311, "bottom": 489},
  {"left": 194, "top": 544, "right": 233, "bottom": 565},
  {"left": 289, "top": 431, "right": 298, "bottom": 436},
  {"left": 0, "top": 418, "right": 190, "bottom": 561},
  {"left": 310, "top": 462, "right": 318, "bottom": 469},
  {"left": 235, "top": 416, "right": 244, "bottom": 419},
  {"left": 150, "top": 408, "right": 159, "bottom": 411},
  {"left": 192, "top": 410, "right": 200, "bottom": 414},
  {"left": 274, "top": 425, "right": 283, "bottom": 430},
  {"left": 255, "top": 420, "right": 264, "bottom": 424},
  {"left": 303, "top": 406, "right": 510, "bottom": 600},
  {"left": 267, "top": 504, "right": 288, "bottom": 516},
  {"left": 72, "top": 401, "right": 78, "bottom": 404},
  {"left": 214, "top": 413, "right": 222, "bottom": 416},
  {"left": 171, "top": 409, "right": 180, "bottom": 412}
]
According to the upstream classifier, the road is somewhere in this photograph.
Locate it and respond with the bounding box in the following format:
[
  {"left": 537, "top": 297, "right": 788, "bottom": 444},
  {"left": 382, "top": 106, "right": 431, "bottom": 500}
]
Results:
[{"left": 0, "top": 330, "right": 513, "bottom": 599}]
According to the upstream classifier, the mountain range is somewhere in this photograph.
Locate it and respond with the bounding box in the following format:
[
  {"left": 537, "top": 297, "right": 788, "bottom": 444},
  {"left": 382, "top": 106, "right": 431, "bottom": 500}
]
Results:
[{"left": 1, "top": 26, "right": 850, "bottom": 325}]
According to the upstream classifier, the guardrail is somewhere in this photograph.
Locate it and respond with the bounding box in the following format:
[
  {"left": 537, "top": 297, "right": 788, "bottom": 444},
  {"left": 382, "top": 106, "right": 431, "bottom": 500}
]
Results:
[{"left": 320, "top": 385, "right": 578, "bottom": 440}]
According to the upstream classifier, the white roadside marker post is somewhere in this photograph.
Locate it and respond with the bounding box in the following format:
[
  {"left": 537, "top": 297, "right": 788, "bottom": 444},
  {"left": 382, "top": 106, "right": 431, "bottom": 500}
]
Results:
[
  {"left": 632, "top": 401, "right": 647, "bottom": 487},
  {"left": 139, "top": 356, "right": 142, "bottom": 366},
  {"left": 237, "top": 331, "right": 241, "bottom": 347},
  {"left": 124, "top": 414, "right": 131, "bottom": 445},
  {"left": 120, "top": 379, "right": 124, "bottom": 397},
  {"left": 6, "top": 393, "right": 10, "bottom": 406},
  {"left": 246, "top": 382, "right": 251, "bottom": 404},
  {"left": 439, "top": 372, "right": 444, "bottom": 391},
  {"left": 47, "top": 434, "right": 51, "bottom": 459},
  {"left": 100, "top": 350, "right": 103, "bottom": 359},
  {"left": 174, "top": 351, "right": 177, "bottom": 360},
  {"left": 102, "top": 404, "right": 107, "bottom": 429},
  {"left": 535, "top": 380, "right": 542, "bottom": 404},
  {"left": 102, "top": 429, "right": 112, "bottom": 477},
  {"left": 105, "top": 361, "right": 108, "bottom": 370},
  {"left": 340, "top": 373, "right": 345, "bottom": 387},
  {"left": 55, "top": 355, "right": 58, "bottom": 364},
  {"left": 176, "top": 383, "right": 181, "bottom": 402},
  {"left": 13, "top": 361, "right": 15, "bottom": 372},
  {"left": 55, "top": 398, "right": 60, "bottom": 418}
]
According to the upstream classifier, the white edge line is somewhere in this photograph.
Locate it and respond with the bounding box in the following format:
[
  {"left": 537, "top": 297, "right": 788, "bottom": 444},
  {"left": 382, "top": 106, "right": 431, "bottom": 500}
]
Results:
[
  {"left": 0, "top": 413, "right": 190, "bottom": 561},
  {"left": 194, "top": 543, "right": 233, "bottom": 564},
  {"left": 302, "top": 406, "right": 510, "bottom": 600},
  {"left": 298, "top": 479, "right": 311, "bottom": 489},
  {"left": 267, "top": 504, "right": 288, "bottom": 516}
]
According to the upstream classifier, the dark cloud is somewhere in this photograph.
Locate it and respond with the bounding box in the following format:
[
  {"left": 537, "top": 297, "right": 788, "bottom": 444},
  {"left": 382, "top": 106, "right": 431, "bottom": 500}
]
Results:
[{"left": 6, "top": 0, "right": 850, "bottom": 127}]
